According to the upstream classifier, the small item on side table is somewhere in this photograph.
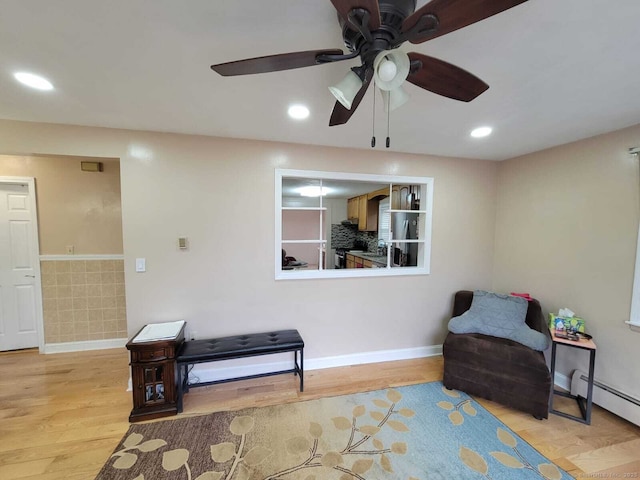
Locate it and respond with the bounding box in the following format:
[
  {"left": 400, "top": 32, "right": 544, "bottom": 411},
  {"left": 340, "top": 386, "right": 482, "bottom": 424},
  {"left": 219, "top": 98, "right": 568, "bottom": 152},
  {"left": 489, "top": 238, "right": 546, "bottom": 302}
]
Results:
[{"left": 554, "top": 330, "right": 579, "bottom": 341}]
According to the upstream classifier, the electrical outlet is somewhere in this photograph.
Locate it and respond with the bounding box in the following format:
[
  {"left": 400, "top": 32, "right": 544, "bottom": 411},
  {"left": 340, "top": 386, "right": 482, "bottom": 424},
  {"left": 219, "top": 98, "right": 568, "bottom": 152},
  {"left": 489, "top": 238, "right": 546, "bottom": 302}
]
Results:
[{"left": 190, "top": 331, "right": 197, "bottom": 341}]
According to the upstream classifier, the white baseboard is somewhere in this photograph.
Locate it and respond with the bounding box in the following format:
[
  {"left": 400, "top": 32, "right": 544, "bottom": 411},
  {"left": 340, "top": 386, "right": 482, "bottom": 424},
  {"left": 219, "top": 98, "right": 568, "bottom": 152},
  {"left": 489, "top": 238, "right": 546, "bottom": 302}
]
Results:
[
  {"left": 187, "top": 344, "right": 442, "bottom": 385},
  {"left": 307, "top": 345, "right": 442, "bottom": 370},
  {"left": 554, "top": 371, "right": 571, "bottom": 391},
  {"left": 44, "top": 338, "right": 128, "bottom": 354}
]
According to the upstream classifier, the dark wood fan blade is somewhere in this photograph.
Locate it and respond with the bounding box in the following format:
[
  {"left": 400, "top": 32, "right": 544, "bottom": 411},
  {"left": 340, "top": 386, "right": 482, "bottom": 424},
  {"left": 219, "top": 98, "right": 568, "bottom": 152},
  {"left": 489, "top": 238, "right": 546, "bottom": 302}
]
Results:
[
  {"left": 406, "top": 52, "right": 489, "bottom": 102},
  {"left": 329, "top": 68, "right": 373, "bottom": 126},
  {"left": 212, "top": 49, "right": 344, "bottom": 76},
  {"left": 402, "top": 0, "right": 528, "bottom": 44},
  {"left": 330, "top": 0, "right": 381, "bottom": 31}
]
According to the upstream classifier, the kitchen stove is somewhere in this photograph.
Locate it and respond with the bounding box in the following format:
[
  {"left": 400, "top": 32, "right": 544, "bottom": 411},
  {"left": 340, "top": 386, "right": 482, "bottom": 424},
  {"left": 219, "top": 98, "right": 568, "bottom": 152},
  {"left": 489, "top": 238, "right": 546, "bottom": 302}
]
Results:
[
  {"left": 334, "top": 240, "right": 368, "bottom": 269},
  {"left": 334, "top": 248, "right": 350, "bottom": 269}
]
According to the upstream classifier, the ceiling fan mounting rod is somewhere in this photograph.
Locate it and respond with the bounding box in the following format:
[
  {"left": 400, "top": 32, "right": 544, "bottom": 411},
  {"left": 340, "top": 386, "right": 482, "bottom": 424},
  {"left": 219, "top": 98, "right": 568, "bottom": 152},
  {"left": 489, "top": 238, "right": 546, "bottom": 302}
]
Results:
[
  {"left": 315, "top": 49, "right": 360, "bottom": 64},
  {"left": 360, "top": 34, "right": 395, "bottom": 66}
]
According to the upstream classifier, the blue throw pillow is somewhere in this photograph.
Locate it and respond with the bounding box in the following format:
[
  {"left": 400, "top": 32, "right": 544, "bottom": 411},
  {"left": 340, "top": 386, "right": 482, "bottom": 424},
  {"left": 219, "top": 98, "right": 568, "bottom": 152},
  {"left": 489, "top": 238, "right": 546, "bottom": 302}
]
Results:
[{"left": 448, "top": 290, "right": 550, "bottom": 351}]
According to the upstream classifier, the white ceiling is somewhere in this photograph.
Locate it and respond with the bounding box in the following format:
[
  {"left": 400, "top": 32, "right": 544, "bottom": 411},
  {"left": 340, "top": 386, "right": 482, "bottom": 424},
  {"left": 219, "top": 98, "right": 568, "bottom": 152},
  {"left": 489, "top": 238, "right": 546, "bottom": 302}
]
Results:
[{"left": 1, "top": 0, "right": 639, "bottom": 161}]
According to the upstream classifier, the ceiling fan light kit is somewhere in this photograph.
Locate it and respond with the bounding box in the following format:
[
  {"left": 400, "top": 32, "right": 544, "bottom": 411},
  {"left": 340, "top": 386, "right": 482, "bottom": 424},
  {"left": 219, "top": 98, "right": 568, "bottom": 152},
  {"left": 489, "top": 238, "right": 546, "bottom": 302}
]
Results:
[
  {"left": 373, "top": 50, "right": 410, "bottom": 91},
  {"left": 329, "top": 70, "right": 364, "bottom": 109},
  {"left": 211, "top": 0, "right": 530, "bottom": 135},
  {"left": 380, "top": 85, "right": 410, "bottom": 112}
]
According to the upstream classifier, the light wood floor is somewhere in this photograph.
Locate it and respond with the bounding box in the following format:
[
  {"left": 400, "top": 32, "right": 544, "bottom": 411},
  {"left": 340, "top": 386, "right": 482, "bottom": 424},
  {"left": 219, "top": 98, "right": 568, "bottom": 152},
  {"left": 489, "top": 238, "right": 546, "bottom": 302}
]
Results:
[{"left": 1, "top": 348, "right": 639, "bottom": 479}]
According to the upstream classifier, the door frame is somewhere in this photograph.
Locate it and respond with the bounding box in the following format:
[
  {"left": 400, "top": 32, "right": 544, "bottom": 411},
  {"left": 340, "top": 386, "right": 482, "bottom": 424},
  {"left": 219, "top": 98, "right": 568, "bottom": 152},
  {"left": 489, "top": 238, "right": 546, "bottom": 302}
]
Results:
[{"left": 0, "top": 176, "right": 44, "bottom": 352}]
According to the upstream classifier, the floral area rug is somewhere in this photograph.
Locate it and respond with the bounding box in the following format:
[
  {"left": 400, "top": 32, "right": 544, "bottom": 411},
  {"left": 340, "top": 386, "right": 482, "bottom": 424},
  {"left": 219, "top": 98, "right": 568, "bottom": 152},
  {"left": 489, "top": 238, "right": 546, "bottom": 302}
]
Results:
[{"left": 95, "top": 381, "right": 570, "bottom": 480}]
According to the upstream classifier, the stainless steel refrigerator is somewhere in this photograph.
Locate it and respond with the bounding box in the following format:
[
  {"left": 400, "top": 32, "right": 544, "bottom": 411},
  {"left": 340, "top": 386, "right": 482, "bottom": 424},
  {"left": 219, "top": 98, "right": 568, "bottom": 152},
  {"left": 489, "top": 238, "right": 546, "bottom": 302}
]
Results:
[{"left": 391, "top": 212, "right": 419, "bottom": 267}]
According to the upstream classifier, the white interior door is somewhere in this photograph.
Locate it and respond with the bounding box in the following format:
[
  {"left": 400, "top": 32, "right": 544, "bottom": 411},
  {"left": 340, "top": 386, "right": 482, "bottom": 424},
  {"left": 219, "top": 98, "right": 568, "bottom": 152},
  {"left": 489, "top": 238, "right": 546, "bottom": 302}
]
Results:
[{"left": 0, "top": 179, "right": 42, "bottom": 351}]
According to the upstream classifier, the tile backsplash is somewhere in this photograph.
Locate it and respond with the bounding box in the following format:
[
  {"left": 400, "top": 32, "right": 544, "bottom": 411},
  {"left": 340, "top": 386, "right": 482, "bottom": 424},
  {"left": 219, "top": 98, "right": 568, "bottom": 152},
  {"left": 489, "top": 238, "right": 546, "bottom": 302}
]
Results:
[
  {"left": 331, "top": 224, "right": 380, "bottom": 252},
  {"left": 41, "top": 259, "right": 127, "bottom": 343}
]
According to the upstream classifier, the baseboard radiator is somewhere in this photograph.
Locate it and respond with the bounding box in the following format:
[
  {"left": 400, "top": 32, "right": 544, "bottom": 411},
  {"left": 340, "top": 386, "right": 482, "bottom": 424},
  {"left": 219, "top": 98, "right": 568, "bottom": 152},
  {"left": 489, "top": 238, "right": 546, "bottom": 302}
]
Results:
[{"left": 570, "top": 370, "right": 640, "bottom": 426}]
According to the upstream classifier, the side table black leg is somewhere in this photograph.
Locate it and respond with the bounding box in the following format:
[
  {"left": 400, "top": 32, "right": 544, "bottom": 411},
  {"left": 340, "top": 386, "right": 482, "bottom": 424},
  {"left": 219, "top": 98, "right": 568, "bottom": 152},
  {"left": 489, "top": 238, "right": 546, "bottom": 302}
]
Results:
[
  {"left": 585, "top": 349, "right": 596, "bottom": 424},
  {"left": 549, "top": 341, "right": 557, "bottom": 412}
]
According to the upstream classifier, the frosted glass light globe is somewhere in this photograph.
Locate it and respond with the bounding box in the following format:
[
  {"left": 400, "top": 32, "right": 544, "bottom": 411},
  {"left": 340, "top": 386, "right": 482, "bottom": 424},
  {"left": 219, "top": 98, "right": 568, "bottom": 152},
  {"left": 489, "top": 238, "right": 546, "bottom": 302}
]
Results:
[{"left": 377, "top": 59, "right": 397, "bottom": 82}]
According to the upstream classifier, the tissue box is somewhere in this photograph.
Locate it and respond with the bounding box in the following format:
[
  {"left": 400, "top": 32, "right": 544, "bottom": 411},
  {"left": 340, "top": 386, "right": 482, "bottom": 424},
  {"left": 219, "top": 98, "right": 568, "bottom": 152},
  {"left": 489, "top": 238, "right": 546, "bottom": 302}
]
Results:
[{"left": 548, "top": 314, "right": 585, "bottom": 332}]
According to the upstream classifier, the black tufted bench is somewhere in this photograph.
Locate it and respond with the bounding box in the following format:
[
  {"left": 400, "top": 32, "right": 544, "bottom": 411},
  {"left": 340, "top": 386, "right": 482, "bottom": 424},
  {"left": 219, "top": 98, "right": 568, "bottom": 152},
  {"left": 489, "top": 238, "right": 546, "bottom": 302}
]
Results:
[{"left": 176, "top": 329, "right": 304, "bottom": 412}]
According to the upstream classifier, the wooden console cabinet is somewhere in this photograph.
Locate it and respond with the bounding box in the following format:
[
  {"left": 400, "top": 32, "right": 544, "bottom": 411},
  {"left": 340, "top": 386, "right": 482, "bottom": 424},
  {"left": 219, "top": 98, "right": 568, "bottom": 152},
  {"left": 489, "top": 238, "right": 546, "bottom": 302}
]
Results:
[{"left": 126, "top": 322, "right": 185, "bottom": 422}]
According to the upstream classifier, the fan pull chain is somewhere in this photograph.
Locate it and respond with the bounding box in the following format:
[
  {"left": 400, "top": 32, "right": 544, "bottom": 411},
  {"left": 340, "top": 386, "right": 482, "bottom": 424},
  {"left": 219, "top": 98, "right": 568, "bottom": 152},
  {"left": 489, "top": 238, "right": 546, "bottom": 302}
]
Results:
[
  {"left": 371, "top": 83, "right": 376, "bottom": 148},
  {"left": 386, "top": 93, "right": 390, "bottom": 148}
]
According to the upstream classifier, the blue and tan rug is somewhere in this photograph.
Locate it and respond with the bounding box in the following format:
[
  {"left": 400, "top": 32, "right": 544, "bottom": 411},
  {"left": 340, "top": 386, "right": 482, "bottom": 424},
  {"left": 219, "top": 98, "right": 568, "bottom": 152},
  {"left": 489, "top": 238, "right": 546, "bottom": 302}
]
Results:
[{"left": 96, "top": 382, "right": 570, "bottom": 479}]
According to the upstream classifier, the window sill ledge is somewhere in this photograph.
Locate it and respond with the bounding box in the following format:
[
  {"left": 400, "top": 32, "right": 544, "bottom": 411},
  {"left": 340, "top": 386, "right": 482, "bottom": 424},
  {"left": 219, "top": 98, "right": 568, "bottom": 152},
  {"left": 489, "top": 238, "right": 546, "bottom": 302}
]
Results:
[{"left": 625, "top": 321, "right": 640, "bottom": 333}]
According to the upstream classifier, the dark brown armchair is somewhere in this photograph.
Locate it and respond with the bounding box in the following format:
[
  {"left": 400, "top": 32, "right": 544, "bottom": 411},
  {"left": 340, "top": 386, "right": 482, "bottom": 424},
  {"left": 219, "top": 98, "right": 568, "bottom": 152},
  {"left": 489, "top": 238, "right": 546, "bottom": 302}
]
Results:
[{"left": 443, "top": 290, "right": 552, "bottom": 419}]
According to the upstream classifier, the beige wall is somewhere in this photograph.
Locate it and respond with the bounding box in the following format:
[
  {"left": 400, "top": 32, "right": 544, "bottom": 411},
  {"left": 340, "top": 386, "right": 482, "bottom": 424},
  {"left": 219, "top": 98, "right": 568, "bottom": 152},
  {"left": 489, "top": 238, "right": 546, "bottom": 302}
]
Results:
[
  {"left": 494, "top": 124, "right": 640, "bottom": 399},
  {"left": 0, "top": 120, "right": 497, "bottom": 359},
  {"left": 0, "top": 154, "right": 123, "bottom": 255}
]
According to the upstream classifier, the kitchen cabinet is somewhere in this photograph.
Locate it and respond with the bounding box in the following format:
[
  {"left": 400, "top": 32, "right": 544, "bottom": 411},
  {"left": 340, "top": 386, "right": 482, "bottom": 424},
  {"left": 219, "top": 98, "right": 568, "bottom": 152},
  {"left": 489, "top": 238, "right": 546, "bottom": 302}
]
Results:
[
  {"left": 348, "top": 187, "right": 388, "bottom": 231},
  {"left": 345, "top": 253, "right": 385, "bottom": 269},
  {"left": 357, "top": 194, "right": 367, "bottom": 230},
  {"left": 392, "top": 185, "right": 410, "bottom": 210},
  {"left": 346, "top": 253, "right": 364, "bottom": 268},
  {"left": 354, "top": 194, "right": 378, "bottom": 232},
  {"left": 126, "top": 323, "right": 185, "bottom": 422},
  {"left": 392, "top": 185, "right": 420, "bottom": 210},
  {"left": 367, "top": 187, "right": 390, "bottom": 200},
  {"left": 347, "top": 196, "right": 359, "bottom": 221}
]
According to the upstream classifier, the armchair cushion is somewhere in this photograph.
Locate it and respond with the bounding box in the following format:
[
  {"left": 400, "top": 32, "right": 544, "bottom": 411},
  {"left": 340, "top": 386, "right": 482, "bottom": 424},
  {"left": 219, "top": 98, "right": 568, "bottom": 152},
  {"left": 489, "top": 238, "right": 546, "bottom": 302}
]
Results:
[{"left": 448, "top": 290, "right": 550, "bottom": 351}]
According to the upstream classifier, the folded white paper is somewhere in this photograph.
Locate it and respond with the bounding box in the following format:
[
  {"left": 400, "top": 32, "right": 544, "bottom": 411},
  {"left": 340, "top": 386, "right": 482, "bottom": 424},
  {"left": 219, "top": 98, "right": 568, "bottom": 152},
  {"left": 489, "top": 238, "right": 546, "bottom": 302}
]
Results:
[{"left": 132, "top": 320, "right": 185, "bottom": 343}]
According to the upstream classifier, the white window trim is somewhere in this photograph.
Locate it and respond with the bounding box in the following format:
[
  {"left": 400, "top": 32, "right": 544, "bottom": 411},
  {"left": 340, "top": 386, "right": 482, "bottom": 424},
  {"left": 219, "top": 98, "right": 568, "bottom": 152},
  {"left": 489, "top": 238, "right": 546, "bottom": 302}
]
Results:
[
  {"left": 628, "top": 149, "right": 640, "bottom": 332},
  {"left": 627, "top": 222, "right": 640, "bottom": 331},
  {"left": 275, "top": 168, "right": 433, "bottom": 280}
]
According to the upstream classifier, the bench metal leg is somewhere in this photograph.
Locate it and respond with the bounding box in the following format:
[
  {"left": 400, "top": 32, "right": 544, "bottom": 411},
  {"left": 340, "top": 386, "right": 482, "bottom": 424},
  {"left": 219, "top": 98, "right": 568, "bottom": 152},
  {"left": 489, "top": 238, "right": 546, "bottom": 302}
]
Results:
[
  {"left": 294, "top": 348, "right": 304, "bottom": 392},
  {"left": 176, "top": 363, "right": 183, "bottom": 413}
]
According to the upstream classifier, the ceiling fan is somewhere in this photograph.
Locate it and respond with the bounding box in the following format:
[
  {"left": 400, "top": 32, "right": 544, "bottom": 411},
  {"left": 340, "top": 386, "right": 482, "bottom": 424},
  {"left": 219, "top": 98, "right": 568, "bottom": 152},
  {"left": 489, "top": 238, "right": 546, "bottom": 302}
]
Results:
[{"left": 211, "top": 0, "right": 529, "bottom": 126}]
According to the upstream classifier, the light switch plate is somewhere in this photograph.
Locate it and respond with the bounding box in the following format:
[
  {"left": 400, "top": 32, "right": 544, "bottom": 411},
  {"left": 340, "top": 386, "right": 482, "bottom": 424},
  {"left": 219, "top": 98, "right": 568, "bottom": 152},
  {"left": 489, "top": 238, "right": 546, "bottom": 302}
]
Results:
[{"left": 135, "top": 258, "right": 146, "bottom": 272}]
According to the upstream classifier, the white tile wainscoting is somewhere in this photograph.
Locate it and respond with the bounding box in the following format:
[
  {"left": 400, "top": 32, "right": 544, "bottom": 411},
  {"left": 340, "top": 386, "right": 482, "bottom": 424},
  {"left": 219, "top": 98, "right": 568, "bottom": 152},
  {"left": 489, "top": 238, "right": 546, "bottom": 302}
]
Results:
[{"left": 40, "top": 255, "right": 127, "bottom": 347}]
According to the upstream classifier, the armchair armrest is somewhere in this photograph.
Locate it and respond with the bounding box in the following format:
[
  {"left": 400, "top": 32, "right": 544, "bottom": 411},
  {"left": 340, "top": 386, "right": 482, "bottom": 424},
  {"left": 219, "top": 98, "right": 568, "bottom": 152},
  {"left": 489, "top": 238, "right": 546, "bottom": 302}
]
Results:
[{"left": 525, "top": 298, "right": 551, "bottom": 341}]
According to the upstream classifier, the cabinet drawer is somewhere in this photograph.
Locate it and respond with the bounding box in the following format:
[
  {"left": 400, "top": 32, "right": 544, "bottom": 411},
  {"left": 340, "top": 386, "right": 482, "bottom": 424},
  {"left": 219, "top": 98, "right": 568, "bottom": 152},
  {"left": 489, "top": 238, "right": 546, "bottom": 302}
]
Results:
[{"left": 132, "top": 347, "right": 169, "bottom": 362}]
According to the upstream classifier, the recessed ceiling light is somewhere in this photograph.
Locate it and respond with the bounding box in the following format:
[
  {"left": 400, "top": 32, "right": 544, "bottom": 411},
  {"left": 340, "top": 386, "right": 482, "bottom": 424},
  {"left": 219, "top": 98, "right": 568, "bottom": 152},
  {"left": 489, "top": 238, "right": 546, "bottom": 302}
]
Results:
[
  {"left": 470, "top": 126, "right": 492, "bottom": 138},
  {"left": 288, "top": 104, "right": 310, "bottom": 120},
  {"left": 14, "top": 72, "right": 54, "bottom": 91}
]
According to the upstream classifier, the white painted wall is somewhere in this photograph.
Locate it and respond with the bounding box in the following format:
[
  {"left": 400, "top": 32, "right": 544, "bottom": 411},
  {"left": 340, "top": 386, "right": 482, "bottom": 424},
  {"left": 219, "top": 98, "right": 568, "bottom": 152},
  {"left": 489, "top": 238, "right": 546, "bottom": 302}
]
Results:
[
  {"left": 494, "top": 123, "right": 640, "bottom": 400},
  {"left": 0, "top": 119, "right": 497, "bottom": 361}
]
